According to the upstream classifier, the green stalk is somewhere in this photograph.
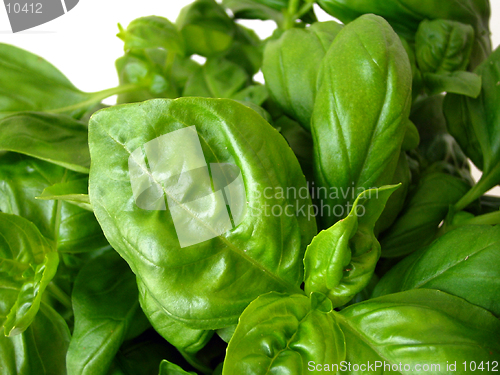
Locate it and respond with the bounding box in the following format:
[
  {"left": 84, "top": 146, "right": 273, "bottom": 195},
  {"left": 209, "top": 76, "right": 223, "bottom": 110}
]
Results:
[
  {"left": 47, "top": 282, "right": 72, "bottom": 309},
  {"left": 455, "top": 163, "right": 500, "bottom": 211},
  {"left": 47, "top": 83, "right": 141, "bottom": 114},
  {"left": 283, "top": 0, "right": 300, "bottom": 29}
]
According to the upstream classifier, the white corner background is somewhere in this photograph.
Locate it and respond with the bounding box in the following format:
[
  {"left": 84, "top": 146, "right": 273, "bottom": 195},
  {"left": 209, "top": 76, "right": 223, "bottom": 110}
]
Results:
[{"left": 1, "top": 1, "right": 500, "bottom": 194}]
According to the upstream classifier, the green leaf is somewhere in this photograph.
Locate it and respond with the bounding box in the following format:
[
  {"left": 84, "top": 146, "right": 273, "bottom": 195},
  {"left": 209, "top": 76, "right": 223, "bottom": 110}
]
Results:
[
  {"left": 416, "top": 19, "right": 475, "bottom": 74},
  {"left": 183, "top": 58, "right": 249, "bottom": 99},
  {"left": 304, "top": 185, "right": 399, "bottom": 307},
  {"left": 0, "top": 302, "right": 70, "bottom": 374},
  {"left": 380, "top": 172, "right": 470, "bottom": 258},
  {"left": 222, "top": 292, "right": 345, "bottom": 375},
  {"left": 316, "top": 0, "right": 491, "bottom": 69},
  {"left": 89, "top": 98, "right": 316, "bottom": 330},
  {"left": 177, "top": 0, "right": 235, "bottom": 57},
  {"left": 423, "top": 71, "right": 482, "bottom": 97},
  {"left": 118, "top": 16, "right": 185, "bottom": 56},
  {"left": 159, "top": 360, "right": 196, "bottom": 375},
  {"left": 262, "top": 21, "right": 342, "bottom": 130},
  {"left": 0, "top": 112, "right": 90, "bottom": 173},
  {"left": 410, "top": 95, "right": 471, "bottom": 179},
  {"left": 115, "top": 53, "right": 178, "bottom": 104},
  {"left": 444, "top": 47, "right": 500, "bottom": 211},
  {"left": 0, "top": 154, "right": 107, "bottom": 253},
  {"left": 311, "top": 15, "right": 412, "bottom": 227},
  {"left": 0, "top": 213, "right": 58, "bottom": 336},
  {"left": 137, "top": 278, "right": 213, "bottom": 353},
  {"left": 338, "top": 289, "right": 500, "bottom": 372},
  {"left": 67, "top": 250, "right": 150, "bottom": 375},
  {"left": 230, "top": 85, "right": 268, "bottom": 106},
  {"left": 222, "top": 25, "right": 262, "bottom": 76},
  {"left": 37, "top": 177, "right": 92, "bottom": 211},
  {"left": 374, "top": 225, "right": 500, "bottom": 317},
  {"left": 0, "top": 43, "right": 136, "bottom": 119}
]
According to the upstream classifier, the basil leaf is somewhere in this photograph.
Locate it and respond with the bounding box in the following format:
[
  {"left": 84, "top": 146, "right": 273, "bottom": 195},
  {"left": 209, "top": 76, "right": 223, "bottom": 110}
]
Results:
[
  {"left": 0, "top": 302, "right": 70, "bottom": 374},
  {"left": 223, "top": 24, "right": 262, "bottom": 76},
  {"left": 183, "top": 58, "right": 249, "bottom": 98},
  {"left": 37, "top": 178, "right": 92, "bottom": 212},
  {"left": 263, "top": 21, "right": 342, "bottom": 130},
  {"left": 416, "top": 19, "right": 475, "bottom": 74},
  {"left": 222, "top": 292, "right": 345, "bottom": 375},
  {"left": 117, "top": 16, "right": 185, "bottom": 56},
  {"left": 0, "top": 154, "right": 107, "bottom": 253},
  {"left": 316, "top": 0, "right": 491, "bottom": 69},
  {"left": 374, "top": 225, "right": 500, "bottom": 317},
  {"left": 177, "top": 0, "right": 235, "bottom": 57},
  {"left": 231, "top": 85, "right": 268, "bottom": 106},
  {"left": 304, "top": 185, "right": 399, "bottom": 307},
  {"left": 89, "top": 98, "right": 316, "bottom": 330},
  {"left": 338, "top": 289, "right": 500, "bottom": 373},
  {"left": 380, "top": 172, "right": 470, "bottom": 258},
  {"left": 0, "top": 112, "right": 90, "bottom": 173},
  {"left": 137, "top": 278, "right": 213, "bottom": 353},
  {"left": 67, "top": 250, "right": 150, "bottom": 375},
  {"left": 312, "top": 14, "right": 412, "bottom": 227},
  {"left": 444, "top": 47, "right": 500, "bottom": 211},
  {"left": 0, "top": 213, "right": 58, "bottom": 336},
  {"left": 423, "top": 71, "right": 482, "bottom": 97},
  {"left": 159, "top": 360, "right": 196, "bottom": 375}
]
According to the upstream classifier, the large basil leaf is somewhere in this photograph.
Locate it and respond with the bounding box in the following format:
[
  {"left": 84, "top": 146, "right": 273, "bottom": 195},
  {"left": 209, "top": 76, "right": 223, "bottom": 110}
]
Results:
[
  {"left": 316, "top": 0, "right": 491, "bottom": 69},
  {"left": 311, "top": 14, "right": 412, "bottom": 227},
  {"left": 0, "top": 302, "right": 70, "bottom": 374},
  {"left": 0, "top": 43, "right": 135, "bottom": 119},
  {"left": 380, "top": 172, "right": 470, "bottom": 258},
  {"left": 89, "top": 98, "right": 316, "bottom": 330},
  {"left": 262, "top": 21, "right": 342, "bottom": 130},
  {"left": 304, "top": 186, "right": 398, "bottom": 307},
  {"left": 0, "top": 153, "right": 107, "bottom": 253},
  {"left": 0, "top": 112, "right": 90, "bottom": 173},
  {"left": 177, "top": 0, "right": 235, "bottom": 57},
  {"left": 0, "top": 213, "right": 58, "bottom": 337},
  {"left": 374, "top": 225, "right": 500, "bottom": 317},
  {"left": 67, "top": 250, "right": 150, "bottom": 375},
  {"left": 338, "top": 289, "right": 500, "bottom": 374},
  {"left": 182, "top": 58, "right": 249, "bottom": 99},
  {"left": 117, "top": 16, "right": 185, "bottom": 56},
  {"left": 222, "top": 292, "right": 345, "bottom": 375},
  {"left": 444, "top": 47, "right": 500, "bottom": 211}
]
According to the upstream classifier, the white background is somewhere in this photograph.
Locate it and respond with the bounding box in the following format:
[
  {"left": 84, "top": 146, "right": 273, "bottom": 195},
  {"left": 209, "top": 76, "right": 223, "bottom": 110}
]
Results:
[{"left": 1, "top": 1, "right": 499, "bottom": 193}]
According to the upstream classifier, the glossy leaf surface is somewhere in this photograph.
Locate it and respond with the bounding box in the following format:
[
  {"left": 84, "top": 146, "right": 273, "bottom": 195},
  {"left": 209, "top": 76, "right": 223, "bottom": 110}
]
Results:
[
  {"left": 374, "top": 225, "right": 500, "bottom": 317},
  {"left": 222, "top": 292, "right": 345, "bottom": 375},
  {"left": 338, "top": 289, "right": 500, "bottom": 373},
  {"left": 262, "top": 21, "right": 342, "bottom": 130},
  {"left": 311, "top": 14, "right": 412, "bottom": 227},
  {"left": 89, "top": 98, "right": 316, "bottom": 330}
]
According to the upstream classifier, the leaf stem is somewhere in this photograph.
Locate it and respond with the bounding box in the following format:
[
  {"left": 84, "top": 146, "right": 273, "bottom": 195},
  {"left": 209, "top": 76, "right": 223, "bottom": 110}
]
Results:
[
  {"left": 47, "top": 282, "right": 72, "bottom": 309},
  {"left": 47, "top": 83, "right": 141, "bottom": 114},
  {"left": 454, "top": 163, "right": 500, "bottom": 211}
]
